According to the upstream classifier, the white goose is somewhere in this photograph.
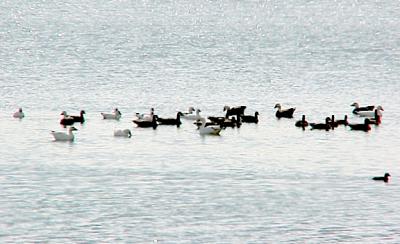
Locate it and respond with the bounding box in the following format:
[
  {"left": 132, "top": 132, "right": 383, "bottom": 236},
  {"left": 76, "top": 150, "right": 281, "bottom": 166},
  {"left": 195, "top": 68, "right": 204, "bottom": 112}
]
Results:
[
  {"left": 183, "top": 108, "right": 203, "bottom": 121},
  {"left": 101, "top": 108, "right": 122, "bottom": 120},
  {"left": 355, "top": 106, "right": 384, "bottom": 117},
  {"left": 114, "top": 129, "right": 132, "bottom": 138},
  {"left": 135, "top": 108, "right": 154, "bottom": 121},
  {"left": 198, "top": 118, "right": 221, "bottom": 135},
  {"left": 13, "top": 108, "right": 25, "bottom": 119},
  {"left": 51, "top": 126, "right": 78, "bottom": 141}
]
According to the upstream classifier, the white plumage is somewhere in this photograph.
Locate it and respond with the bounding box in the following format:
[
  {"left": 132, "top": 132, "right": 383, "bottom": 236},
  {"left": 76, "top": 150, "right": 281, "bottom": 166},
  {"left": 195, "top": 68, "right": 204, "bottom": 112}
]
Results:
[
  {"left": 355, "top": 106, "right": 384, "bottom": 117},
  {"left": 198, "top": 118, "right": 221, "bottom": 135},
  {"left": 13, "top": 108, "right": 24, "bottom": 119},
  {"left": 114, "top": 129, "right": 132, "bottom": 138},
  {"left": 101, "top": 108, "right": 122, "bottom": 120},
  {"left": 51, "top": 127, "right": 78, "bottom": 141}
]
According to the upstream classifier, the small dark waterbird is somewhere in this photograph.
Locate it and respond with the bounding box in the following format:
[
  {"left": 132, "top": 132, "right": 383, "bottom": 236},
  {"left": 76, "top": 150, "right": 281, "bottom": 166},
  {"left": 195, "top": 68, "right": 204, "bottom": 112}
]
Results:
[
  {"left": 241, "top": 111, "right": 259, "bottom": 124},
  {"left": 348, "top": 118, "right": 371, "bottom": 132},
  {"left": 295, "top": 115, "right": 308, "bottom": 128},
  {"left": 157, "top": 112, "right": 183, "bottom": 127},
  {"left": 70, "top": 110, "right": 86, "bottom": 123},
  {"left": 310, "top": 117, "right": 331, "bottom": 131},
  {"left": 372, "top": 173, "right": 391, "bottom": 183}
]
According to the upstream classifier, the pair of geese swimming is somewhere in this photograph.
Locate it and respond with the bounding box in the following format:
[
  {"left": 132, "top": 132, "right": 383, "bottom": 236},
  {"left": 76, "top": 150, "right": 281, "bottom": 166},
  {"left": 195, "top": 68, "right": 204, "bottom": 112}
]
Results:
[{"left": 292, "top": 102, "right": 384, "bottom": 131}]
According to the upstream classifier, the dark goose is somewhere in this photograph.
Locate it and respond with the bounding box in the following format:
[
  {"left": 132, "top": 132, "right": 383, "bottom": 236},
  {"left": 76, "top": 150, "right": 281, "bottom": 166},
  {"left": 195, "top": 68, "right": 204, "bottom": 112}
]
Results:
[
  {"left": 372, "top": 173, "right": 391, "bottom": 183},
  {"left": 348, "top": 118, "right": 372, "bottom": 132},
  {"left": 351, "top": 102, "right": 375, "bottom": 114},
  {"left": 295, "top": 115, "right": 308, "bottom": 128},
  {"left": 157, "top": 112, "right": 183, "bottom": 127},
  {"left": 241, "top": 112, "right": 259, "bottom": 124},
  {"left": 310, "top": 117, "right": 331, "bottom": 131},
  {"left": 133, "top": 115, "right": 158, "bottom": 129}
]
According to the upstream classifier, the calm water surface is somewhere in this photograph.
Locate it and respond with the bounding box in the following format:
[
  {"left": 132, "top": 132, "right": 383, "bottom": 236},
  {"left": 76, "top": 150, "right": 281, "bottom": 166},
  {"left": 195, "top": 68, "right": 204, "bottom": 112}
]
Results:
[{"left": 1, "top": 0, "right": 400, "bottom": 242}]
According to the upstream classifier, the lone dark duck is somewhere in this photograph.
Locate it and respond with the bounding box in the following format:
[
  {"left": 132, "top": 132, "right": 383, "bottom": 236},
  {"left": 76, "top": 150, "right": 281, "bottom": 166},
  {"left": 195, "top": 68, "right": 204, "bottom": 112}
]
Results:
[{"left": 372, "top": 173, "right": 391, "bottom": 183}]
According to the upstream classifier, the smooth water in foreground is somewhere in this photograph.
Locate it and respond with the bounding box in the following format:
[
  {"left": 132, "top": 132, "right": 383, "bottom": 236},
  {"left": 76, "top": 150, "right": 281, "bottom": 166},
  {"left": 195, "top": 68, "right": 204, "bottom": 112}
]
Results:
[{"left": 1, "top": 0, "right": 400, "bottom": 242}]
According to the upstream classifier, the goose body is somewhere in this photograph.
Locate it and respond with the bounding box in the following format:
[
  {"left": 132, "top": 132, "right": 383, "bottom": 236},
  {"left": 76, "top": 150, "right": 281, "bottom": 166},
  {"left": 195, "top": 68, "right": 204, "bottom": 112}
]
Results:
[
  {"left": 133, "top": 115, "right": 158, "bottom": 129},
  {"left": 157, "top": 112, "right": 183, "bottom": 127},
  {"left": 13, "top": 108, "right": 25, "bottom": 119},
  {"left": 348, "top": 118, "right": 371, "bottom": 131},
  {"left": 224, "top": 105, "right": 246, "bottom": 118},
  {"left": 182, "top": 107, "right": 195, "bottom": 117},
  {"left": 60, "top": 111, "right": 75, "bottom": 126},
  {"left": 310, "top": 117, "right": 331, "bottom": 131},
  {"left": 372, "top": 173, "right": 391, "bottom": 183},
  {"left": 114, "top": 129, "right": 132, "bottom": 138},
  {"left": 182, "top": 109, "right": 203, "bottom": 121},
  {"left": 295, "top": 115, "right": 308, "bottom": 128},
  {"left": 51, "top": 126, "right": 78, "bottom": 141},
  {"left": 241, "top": 112, "right": 259, "bottom": 124},
  {"left": 198, "top": 118, "right": 221, "bottom": 135},
  {"left": 351, "top": 102, "right": 375, "bottom": 114},
  {"left": 355, "top": 106, "right": 384, "bottom": 117},
  {"left": 70, "top": 110, "right": 86, "bottom": 123},
  {"left": 101, "top": 108, "right": 121, "bottom": 120},
  {"left": 135, "top": 108, "right": 155, "bottom": 121},
  {"left": 274, "top": 104, "right": 295, "bottom": 118},
  {"left": 336, "top": 115, "right": 349, "bottom": 126}
]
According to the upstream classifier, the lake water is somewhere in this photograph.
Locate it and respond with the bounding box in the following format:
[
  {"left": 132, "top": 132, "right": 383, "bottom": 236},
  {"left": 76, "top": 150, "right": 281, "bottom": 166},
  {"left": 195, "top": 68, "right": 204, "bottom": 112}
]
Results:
[{"left": 1, "top": 0, "right": 400, "bottom": 242}]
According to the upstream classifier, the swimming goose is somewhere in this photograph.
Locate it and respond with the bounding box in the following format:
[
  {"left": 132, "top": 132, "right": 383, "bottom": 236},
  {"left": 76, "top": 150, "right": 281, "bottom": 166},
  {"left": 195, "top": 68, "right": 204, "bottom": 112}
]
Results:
[
  {"left": 182, "top": 108, "right": 203, "bottom": 121},
  {"left": 182, "top": 107, "right": 195, "bottom": 117},
  {"left": 157, "top": 112, "right": 183, "bottom": 127},
  {"left": 310, "top": 117, "right": 331, "bottom": 131},
  {"left": 51, "top": 126, "right": 78, "bottom": 141},
  {"left": 223, "top": 105, "right": 246, "bottom": 118},
  {"left": 60, "top": 111, "right": 75, "bottom": 126},
  {"left": 114, "top": 129, "right": 132, "bottom": 138},
  {"left": 70, "top": 110, "right": 86, "bottom": 123},
  {"left": 354, "top": 106, "right": 384, "bottom": 117},
  {"left": 241, "top": 112, "right": 259, "bottom": 124},
  {"left": 372, "top": 173, "right": 391, "bottom": 183},
  {"left": 348, "top": 118, "right": 371, "bottom": 132},
  {"left": 133, "top": 115, "right": 158, "bottom": 129},
  {"left": 13, "top": 108, "right": 25, "bottom": 119},
  {"left": 135, "top": 108, "right": 155, "bottom": 121},
  {"left": 198, "top": 118, "right": 221, "bottom": 135},
  {"left": 366, "top": 110, "right": 382, "bottom": 125},
  {"left": 101, "top": 108, "right": 122, "bottom": 120},
  {"left": 295, "top": 115, "right": 308, "bottom": 128},
  {"left": 274, "top": 104, "right": 295, "bottom": 118},
  {"left": 351, "top": 102, "right": 375, "bottom": 114},
  {"left": 335, "top": 115, "right": 349, "bottom": 126}
]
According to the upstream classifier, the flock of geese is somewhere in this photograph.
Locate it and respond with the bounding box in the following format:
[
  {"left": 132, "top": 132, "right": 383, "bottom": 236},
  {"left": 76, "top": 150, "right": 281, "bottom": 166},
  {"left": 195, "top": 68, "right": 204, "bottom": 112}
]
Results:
[
  {"left": 11, "top": 102, "right": 390, "bottom": 182},
  {"left": 11, "top": 102, "right": 384, "bottom": 142}
]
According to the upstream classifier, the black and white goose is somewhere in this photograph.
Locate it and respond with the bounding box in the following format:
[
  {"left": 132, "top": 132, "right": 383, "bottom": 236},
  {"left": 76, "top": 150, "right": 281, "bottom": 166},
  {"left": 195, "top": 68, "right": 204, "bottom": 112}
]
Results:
[
  {"left": 133, "top": 115, "right": 158, "bottom": 129},
  {"left": 223, "top": 105, "right": 246, "bottom": 118},
  {"left": 274, "top": 104, "right": 296, "bottom": 118},
  {"left": 60, "top": 111, "right": 75, "bottom": 126},
  {"left": 351, "top": 102, "right": 375, "bottom": 114}
]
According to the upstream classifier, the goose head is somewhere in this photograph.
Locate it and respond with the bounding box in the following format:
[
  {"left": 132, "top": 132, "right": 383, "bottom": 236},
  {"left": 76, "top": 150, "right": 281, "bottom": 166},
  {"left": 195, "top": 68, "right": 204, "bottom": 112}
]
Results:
[
  {"left": 223, "top": 106, "right": 230, "bottom": 111},
  {"left": 188, "top": 107, "right": 195, "bottom": 113},
  {"left": 80, "top": 110, "right": 86, "bottom": 115},
  {"left": 61, "top": 111, "right": 68, "bottom": 116},
  {"left": 376, "top": 105, "right": 384, "bottom": 111},
  {"left": 274, "top": 103, "right": 281, "bottom": 109},
  {"left": 351, "top": 102, "right": 360, "bottom": 108}
]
